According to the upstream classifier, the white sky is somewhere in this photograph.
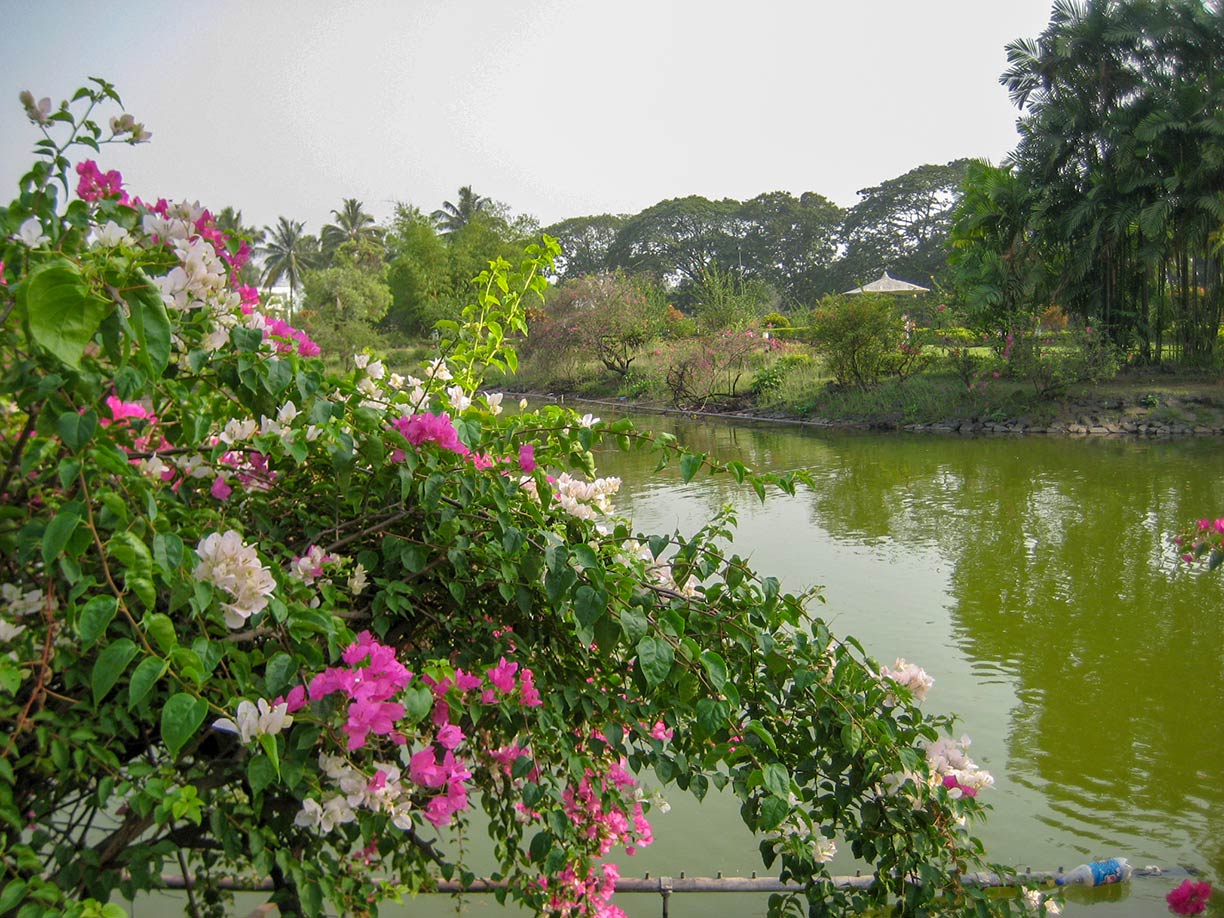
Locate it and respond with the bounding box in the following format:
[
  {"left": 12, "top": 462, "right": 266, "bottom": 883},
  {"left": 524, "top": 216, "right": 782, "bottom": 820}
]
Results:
[{"left": 0, "top": 0, "right": 1055, "bottom": 235}]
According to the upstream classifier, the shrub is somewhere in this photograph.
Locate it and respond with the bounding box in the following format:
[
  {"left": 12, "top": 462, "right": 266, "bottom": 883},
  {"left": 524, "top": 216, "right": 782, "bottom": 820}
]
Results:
[
  {"left": 808, "top": 294, "right": 927, "bottom": 390},
  {"left": 1005, "top": 319, "right": 1120, "bottom": 397},
  {"left": 0, "top": 81, "right": 1007, "bottom": 918}
]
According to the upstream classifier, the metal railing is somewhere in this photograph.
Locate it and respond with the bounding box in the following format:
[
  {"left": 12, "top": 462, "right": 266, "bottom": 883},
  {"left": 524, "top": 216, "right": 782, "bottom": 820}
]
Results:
[{"left": 153, "top": 862, "right": 1192, "bottom": 918}]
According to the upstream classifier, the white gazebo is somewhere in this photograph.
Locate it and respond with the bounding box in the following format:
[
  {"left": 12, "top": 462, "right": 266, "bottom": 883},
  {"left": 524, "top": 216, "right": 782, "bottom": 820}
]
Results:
[{"left": 843, "top": 271, "right": 929, "bottom": 295}]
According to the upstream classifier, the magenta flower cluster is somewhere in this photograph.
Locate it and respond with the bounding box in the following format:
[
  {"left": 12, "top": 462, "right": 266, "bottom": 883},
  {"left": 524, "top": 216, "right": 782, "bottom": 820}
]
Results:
[
  {"left": 309, "top": 631, "right": 413, "bottom": 750},
  {"left": 1167, "top": 879, "right": 1212, "bottom": 915},
  {"left": 392, "top": 412, "right": 537, "bottom": 476},
  {"left": 75, "top": 160, "right": 128, "bottom": 204},
  {"left": 299, "top": 633, "right": 550, "bottom": 830}
]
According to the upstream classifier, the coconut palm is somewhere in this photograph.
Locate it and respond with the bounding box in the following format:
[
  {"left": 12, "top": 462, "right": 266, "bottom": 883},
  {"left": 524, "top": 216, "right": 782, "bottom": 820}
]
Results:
[
  {"left": 259, "top": 217, "right": 320, "bottom": 322},
  {"left": 1001, "top": 0, "right": 1224, "bottom": 362},
  {"left": 321, "top": 198, "right": 383, "bottom": 262},
  {"left": 431, "top": 186, "right": 490, "bottom": 235}
]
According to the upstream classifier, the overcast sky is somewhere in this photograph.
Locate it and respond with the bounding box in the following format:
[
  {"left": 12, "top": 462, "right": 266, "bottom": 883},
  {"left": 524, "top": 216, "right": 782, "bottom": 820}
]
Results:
[{"left": 1, "top": 1, "right": 1055, "bottom": 235}]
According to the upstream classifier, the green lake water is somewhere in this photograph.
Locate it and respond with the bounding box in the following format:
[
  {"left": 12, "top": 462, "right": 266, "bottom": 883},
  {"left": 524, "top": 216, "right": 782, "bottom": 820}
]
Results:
[
  {"left": 588, "top": 412, "right": 1224, "bottom": 917},
  {"left": 135, "top": 414, "right": 1224, "bottom": 917}
]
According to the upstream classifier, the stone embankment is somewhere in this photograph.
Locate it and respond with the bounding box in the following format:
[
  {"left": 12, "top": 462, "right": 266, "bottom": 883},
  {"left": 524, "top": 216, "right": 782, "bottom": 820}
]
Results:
[
  {"left": 900, "top": 419, "right": 1224, "bottom": 435},
  {"left": 535, "top": 390, "right": 1224, "bottom": 436}
]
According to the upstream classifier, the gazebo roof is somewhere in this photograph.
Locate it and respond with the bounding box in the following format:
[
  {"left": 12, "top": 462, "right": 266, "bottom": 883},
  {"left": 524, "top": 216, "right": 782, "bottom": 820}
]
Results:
[{"left": 843, "top": 271, "right": 929, "bottom": 295}]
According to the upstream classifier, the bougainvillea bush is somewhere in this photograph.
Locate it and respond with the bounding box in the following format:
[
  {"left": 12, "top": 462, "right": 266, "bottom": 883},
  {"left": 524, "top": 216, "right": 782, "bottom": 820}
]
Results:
[{"left": 1, "top": 82, "right": 1009, "bottom": 918}]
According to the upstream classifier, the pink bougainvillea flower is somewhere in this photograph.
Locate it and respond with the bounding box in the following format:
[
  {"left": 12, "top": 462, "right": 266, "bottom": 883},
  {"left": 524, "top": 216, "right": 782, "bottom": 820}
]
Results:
[
  {"left": 210, "top": 475, "right": 233, "bottom": 501},
  {"left": 342, "top": 698, "right": 406, "bottom": 750},
  {"left": 1167, "top": 880, "right": 1211, "bottom": 915},
  {"left": 488, "top": 656, "right": 519, "bottom": 693},
  {"left": 393, "top": 411, "right": 467, "bottom": 455},
  {"left": 518, "top": 667, "right": 542, "bottom": 707},
  {"left": 274, "top": 684, "right": 307, "bottom": 713},
  {"left": 518, "top": 444, "right": 536, "bottom": 473},
  {"left": 409, "top": 748, "right": 447, "bottom": 788},
  {"left": 436, "top": 723, "right": 464, "bottom": 750}
]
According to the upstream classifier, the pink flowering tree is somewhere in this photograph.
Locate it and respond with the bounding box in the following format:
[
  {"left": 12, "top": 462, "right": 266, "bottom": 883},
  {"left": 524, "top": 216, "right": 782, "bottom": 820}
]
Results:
[{"left": 0, "top": 82, "right": 1015, "bottom": 918}]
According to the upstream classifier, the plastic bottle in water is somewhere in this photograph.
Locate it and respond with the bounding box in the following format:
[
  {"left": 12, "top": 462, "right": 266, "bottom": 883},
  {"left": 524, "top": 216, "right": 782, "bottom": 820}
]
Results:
[{"left": 1056, "top": 858, "right": 1132, "bottom": 886}]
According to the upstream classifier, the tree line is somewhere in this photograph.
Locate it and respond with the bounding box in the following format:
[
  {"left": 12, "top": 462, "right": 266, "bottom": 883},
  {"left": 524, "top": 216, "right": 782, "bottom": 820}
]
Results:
[
  {"left": 246, "top": 0, "right": 1223, "bottom": 370},
  {"left": 235, "top": 163, "right": 974, "bottom": 361},
  {"left": 952, "top": 0, "right": 1224, "bottom": 365}
]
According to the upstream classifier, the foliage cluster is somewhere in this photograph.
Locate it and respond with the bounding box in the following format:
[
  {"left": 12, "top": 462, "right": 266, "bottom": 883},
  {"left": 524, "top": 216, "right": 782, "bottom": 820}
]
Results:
[
  {"left": 952, "top": 0, "right": 1224, "bottom": 365},
  {"left": 0, "top": 84, "right": 1019, "bottom": 918},
  {"left": 807, "top": 295, "right": 928, "bottom": 391}
]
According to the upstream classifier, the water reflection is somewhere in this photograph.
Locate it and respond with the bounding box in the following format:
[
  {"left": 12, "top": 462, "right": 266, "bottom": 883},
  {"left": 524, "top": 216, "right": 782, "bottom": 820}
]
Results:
[{"left": 600, "top": 413, "right": 1224, "bottom": 915}]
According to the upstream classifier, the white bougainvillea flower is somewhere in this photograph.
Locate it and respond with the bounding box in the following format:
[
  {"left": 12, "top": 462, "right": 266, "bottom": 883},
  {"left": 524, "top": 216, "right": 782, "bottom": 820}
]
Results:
[
  {"left": 90, "top": 220, "right": 133, "bottom": 248},
  {"left": 15, "top": 217, "right": 49, "bottom": 248},
  {"left": 879, "top": 658, "right": 934, "bottom": 703},
  {"left": 214, "top": 698, "right": 293, "bottom": 744},
  {"left": 194, "top": 530, "right": 277, "bottom": 627},
  {"left": 813, "top": 837, "right": 837, "bottom": 863}
]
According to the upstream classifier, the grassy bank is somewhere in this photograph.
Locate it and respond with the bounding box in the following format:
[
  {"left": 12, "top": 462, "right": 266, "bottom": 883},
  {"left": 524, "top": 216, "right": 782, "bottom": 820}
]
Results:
[{"left": 491, "top": 344, "right": 1224, "bottom": 435}]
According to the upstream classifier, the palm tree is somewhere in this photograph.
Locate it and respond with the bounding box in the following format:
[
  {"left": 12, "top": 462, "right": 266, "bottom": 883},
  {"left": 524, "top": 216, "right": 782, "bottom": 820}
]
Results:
[
  {"left": 320, "top": 198, "right": 383, "bottom": 262},
  {"left": 259, "top": 217, "right": 320, "bottom": 322},
  {"left": 431, "top": 186, "right": 490, "bottom": 235},
  {"left": 214, "top": 207, "right": 265, "bottom": 285},
  {"left": 1001, "top": 0, "right": 1224, "bottom": 361}
]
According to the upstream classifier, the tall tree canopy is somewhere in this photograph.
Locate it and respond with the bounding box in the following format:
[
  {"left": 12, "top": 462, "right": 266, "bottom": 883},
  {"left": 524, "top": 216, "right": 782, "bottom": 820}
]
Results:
[
  {"left": 738, "top": 191, "right": 845, "bottom": 306},
  {"left": 543, "top": 213, "right": 627, "bottom": 280},
  {"left": 432, "top": 185, "right": 491, "bottom": 235},
  {"left": 836, "top": 160, "right": 973, "bottom": 292},
  {"left": 1002, "top": 0, "right": 1224, "bottom": 361},
  {"left": 259, "top": 216, "right": 321, "bottom": 320},
  {"left": 321, "top": 198, "right": 383, "bottom": 263},
  {"left": 605, "top": 195, "right": 742, "bottom": 293}
]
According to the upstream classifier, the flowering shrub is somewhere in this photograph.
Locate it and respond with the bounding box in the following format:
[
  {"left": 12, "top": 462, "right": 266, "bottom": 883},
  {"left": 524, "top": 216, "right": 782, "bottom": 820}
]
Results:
[
  {"left": 808, "top": 293, "right": 928, "bottom": 390},
  {"left": 660, "top": 328, "right": 782, "bottom": 409},
  {"left": 0, "top": 82, "right": 1010, "bottom": 917}
]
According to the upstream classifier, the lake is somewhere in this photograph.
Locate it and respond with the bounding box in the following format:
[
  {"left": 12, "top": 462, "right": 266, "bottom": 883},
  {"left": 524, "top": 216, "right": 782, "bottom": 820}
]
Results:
[{"left": 583, "top": 411, "right": 1224, "bottom": 917}]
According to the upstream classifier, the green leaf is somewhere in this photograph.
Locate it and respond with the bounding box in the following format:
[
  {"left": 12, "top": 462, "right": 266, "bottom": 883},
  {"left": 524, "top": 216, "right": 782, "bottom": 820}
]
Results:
[
  {"left": 574, "top": 586, "right": 606, "bottom": 628},
  {"left": 161, "top": 692, "right": 208, "bottom": 759},
  {"left": 247, "top": 754, "right": 277, "bottom": 795},
  {"left": 41, "top": 505, "right": 81, "bottom": 564},
  {"left": 700, "top": 650, "right": 728, "bottom": 692},
  {"left": 92, "top": 639, "right": 139, "bottom": 705},
  {"left": 0, "top": 879, "right": 28, "bottom": 914},
  {"left": 402, "top": 683, "right": 433, "bottom": 723},
  {"left": 23, "top": 259, "right": 112, "bottom": 368},
  {"left": 143, "top": 612, "right": 177, "bottom": 653},
  {"left": 258, "top": 732, "right": 281, "bottom": 778},
  {"left": 127, "top": 276, "right": 172, "bottom": 377},
  {"left": 127, "top": 656, "right": 168, "bottom": 708},
  {"left": 636, "top": 636, "right": 674, "bottom": 687},
  {"left": 57, "top": 409, "right": 97, "bottom": 452},
  {"left": 77, "top": 595, "right": 118, "bottom": 645},
  {"left": 695, "top": 697, "right": 727, "bottom": 739},
  {"left": 0, "top": 659, "right": 21, "bottom": 695},
  {"left": 759, "top": 795, "right": 788, "bottom": 831},
  {"left": 679, "top": 452, "right": 704, "bottom": 483},
  {"left": 264, "top": 653, "right": 296, "bottom": 697},
  {"left": 107, "top": 531, "right": 154, "bottom": 608},
  {"left": 619, "top": 606, "right": 648, "bottom": 644},
  {"left": 841, "top": 722, "right": 863, "bottom": 755},
  {"left": 762, "top": 762, "right": 791, "bottom": 799}
]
